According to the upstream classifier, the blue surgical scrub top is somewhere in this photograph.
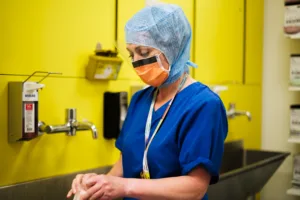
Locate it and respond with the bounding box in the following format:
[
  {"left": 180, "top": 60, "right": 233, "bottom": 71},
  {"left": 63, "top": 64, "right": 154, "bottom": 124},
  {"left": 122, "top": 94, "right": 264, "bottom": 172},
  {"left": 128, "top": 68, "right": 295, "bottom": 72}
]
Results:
[{"left": 115, "top": 82, "right": 228, "bottom": 200}]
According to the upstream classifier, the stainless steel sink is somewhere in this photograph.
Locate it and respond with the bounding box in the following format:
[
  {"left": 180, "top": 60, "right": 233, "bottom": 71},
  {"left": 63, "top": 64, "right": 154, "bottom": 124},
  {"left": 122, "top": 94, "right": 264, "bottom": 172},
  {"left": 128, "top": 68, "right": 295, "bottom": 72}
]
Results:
[
  {"left": 0, "top": 140, "right": 289, "bottom": 200},
  {"left": 207, "top": 140, "right": 290, "bottom": 200}
]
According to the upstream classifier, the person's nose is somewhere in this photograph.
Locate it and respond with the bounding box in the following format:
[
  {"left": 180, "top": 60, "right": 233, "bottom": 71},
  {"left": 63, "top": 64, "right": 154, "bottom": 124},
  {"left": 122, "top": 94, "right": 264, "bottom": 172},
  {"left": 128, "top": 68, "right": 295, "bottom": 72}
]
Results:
[{"left": 133, "top": 54, "right": 143, "bottom": 62}]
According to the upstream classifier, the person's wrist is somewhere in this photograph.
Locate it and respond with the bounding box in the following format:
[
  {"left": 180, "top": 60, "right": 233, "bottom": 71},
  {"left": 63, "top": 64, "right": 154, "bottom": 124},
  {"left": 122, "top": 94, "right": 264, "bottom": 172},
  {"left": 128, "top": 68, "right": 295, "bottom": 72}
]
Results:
[{"left": 120, "top": 177, "right": 132, "bottom": 197}]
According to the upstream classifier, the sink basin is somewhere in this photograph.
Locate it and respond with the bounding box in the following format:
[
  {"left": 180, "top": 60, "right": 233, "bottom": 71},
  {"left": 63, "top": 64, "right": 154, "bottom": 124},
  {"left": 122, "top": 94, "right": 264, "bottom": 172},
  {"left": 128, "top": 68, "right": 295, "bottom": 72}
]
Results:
[
  {"left": 0, "top": 140, "right": 289, "bottom": 200},
  {"left": 207, "top": 140, "right": 290, "bottom": 200}
]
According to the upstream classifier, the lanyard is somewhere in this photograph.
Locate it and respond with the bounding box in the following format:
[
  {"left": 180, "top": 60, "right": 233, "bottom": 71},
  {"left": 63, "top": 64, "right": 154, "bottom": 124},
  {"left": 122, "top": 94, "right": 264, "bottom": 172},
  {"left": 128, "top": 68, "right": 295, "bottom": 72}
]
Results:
[{"left": 141, "top": 73, "right": 188, "bottom": 179}]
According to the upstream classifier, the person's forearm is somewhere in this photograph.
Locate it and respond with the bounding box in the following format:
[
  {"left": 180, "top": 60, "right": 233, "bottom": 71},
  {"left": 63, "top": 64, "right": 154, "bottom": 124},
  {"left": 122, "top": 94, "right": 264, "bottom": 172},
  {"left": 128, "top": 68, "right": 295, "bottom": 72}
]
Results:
[
  {"left": 123, "top": 176, "right": 208, "bottom": 200},
  {"left": 106, "top": 154, "right": 123, "bottom": 177}
]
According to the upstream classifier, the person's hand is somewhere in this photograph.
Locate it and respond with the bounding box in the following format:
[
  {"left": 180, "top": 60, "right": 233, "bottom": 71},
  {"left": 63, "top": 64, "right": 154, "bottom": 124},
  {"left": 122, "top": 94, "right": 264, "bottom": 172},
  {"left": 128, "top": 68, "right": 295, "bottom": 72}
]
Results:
[
  {"left": 67, "top": 173, "right": 98, "bottom": 198},
  {"left": 79, "top": 174, "right": 127, "bottom": 200}
]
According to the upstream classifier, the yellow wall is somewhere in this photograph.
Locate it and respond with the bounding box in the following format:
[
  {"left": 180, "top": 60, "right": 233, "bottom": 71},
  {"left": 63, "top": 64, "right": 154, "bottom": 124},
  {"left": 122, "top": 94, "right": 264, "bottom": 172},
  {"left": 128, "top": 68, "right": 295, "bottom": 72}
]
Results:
[
  {"left": 0, "top": 0, "right": 264, "bottom": 187},
  {"left": 0, "top": 0, "right": 116, "bottom": 76},
  {"left": 195, "top": 0, "right": 244, "bottom": 84},
  {"left": 0, "top": 0, "right": 143, "bottom": 187},
  {"left": 0, "top": 77, "right": 141, "bottom": 186},
  {"left": 219, "top": 85, "right": 262, "bottom": 149},
  {"left": 194, "top": 0, "right": 264, "bottom": 149}
]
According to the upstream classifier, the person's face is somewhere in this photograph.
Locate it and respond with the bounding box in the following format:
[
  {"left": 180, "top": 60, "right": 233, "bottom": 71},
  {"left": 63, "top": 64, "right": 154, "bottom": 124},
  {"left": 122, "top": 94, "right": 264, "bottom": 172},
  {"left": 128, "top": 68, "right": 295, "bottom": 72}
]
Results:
[{"left": 126, "top": 44, "right": 170, "bottom": 70}]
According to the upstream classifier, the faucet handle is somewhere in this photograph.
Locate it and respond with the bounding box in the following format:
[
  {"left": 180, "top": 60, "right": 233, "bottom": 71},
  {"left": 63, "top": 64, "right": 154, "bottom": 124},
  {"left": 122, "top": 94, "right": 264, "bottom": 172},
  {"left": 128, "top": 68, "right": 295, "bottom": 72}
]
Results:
[
  {"left": 38, "top": 121, "right": 46, "bottom": 136},
  {"left": 228, "top": 103, "right": 236, "bottom": 110},
  {"left": 66, "top": 108, "right": 77, "bottom": 123}
]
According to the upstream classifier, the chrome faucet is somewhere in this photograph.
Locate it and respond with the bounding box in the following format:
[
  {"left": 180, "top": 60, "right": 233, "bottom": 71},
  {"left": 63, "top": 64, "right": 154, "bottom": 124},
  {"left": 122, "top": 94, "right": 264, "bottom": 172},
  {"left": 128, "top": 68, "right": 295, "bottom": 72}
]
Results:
[
  {"left": 226, "top": 103, "right": 252, "bottom": 121},
  {"left": 39, "top": 108, "right": 98, "bottom": 139}
]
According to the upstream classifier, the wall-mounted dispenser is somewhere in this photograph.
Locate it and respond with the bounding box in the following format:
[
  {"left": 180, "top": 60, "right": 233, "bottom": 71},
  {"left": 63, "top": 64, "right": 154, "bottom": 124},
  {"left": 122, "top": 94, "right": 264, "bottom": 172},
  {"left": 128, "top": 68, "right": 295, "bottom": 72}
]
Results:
[
  {"left": 85, "top": 42, "right": 123, "bottom": 80},
  {"left": 103, "top": 91, "right": 128, "bottom": 139},
  {"left": 8, "top": 71, "right": 62, "bottom": 142}
]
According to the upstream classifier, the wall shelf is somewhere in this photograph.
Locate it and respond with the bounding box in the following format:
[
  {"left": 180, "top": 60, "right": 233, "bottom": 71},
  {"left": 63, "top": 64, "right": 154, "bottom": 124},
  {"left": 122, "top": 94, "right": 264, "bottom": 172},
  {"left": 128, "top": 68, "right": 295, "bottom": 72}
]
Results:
[
  {"left": 286, "top": 35, "right": 300, "bottom": 39},
  {"left": 292, "top": 180, "right": 300, "bottom": 185},
  {"left": 287, "top": 187, "right": 300, "bottom": 196},
  {"left": 285, "top": 33, "right": 300, "bottom": 39},
  {"left": 288, "top": 86, "right": 300, "bottom": 91},
  {"left": 288, "top": 137, "right": 300, "bottom": 143}
]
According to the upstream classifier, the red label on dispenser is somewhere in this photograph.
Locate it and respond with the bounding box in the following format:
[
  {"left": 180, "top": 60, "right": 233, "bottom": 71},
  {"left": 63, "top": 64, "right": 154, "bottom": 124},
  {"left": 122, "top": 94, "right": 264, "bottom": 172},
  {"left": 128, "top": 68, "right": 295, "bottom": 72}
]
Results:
[
  {"left": 25, "top": 104, "right": 33, "bottom": 110},
  {"left": 24, "top": 103, "right": 35, "bottom": 133}
]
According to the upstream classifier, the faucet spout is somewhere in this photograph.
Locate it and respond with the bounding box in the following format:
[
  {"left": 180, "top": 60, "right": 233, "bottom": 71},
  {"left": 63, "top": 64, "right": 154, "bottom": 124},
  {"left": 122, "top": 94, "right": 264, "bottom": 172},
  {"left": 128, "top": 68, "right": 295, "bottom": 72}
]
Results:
[
  {"left": 234, "top": 111, "right": 252, "bottom": 121},
  {"left": 45, "top": 124, "right": 71, "bottom": 133},
  {"left": 226, "top": 103, "right": 252, "bottom": 121},
  {"left": 38, "top": 108, "right": 98, "bottom": 139},
  {"left": 74, "top": 121, "right": 98, "bottom": 139}
]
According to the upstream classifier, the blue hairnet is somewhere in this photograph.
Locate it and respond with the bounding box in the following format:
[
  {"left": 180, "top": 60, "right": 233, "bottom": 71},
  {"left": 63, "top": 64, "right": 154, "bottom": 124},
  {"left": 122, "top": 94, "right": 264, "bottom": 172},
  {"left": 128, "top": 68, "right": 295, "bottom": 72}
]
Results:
[{"left": 125, "top": 3, "right": 197, "bottom": 86}]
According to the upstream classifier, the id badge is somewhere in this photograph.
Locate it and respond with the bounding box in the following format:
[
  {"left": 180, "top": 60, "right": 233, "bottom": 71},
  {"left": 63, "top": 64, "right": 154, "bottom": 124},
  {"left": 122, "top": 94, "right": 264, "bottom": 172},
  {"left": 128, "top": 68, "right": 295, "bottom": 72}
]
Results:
[{"left": 140, "top": 171, "right": 150, "bottom": 179}]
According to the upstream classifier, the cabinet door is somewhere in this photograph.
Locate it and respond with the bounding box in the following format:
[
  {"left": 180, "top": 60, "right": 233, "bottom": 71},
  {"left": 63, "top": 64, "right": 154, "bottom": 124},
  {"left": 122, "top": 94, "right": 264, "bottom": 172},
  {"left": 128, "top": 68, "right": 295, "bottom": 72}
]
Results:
[
  {"left": 0, "top": 0, "right": 115, "bottom": 77},
  {"left": 194, "top": 0, "right": 244, "bottom": 84}
]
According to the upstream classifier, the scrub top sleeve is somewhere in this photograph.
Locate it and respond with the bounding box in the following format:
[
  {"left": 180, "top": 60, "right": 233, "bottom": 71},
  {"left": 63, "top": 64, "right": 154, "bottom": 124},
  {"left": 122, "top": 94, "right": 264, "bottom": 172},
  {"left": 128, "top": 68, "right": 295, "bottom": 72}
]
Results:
[
  {"left": 178, "top": 97, "right": 228, "bottom": 184},
  {"left": 115, "top": 92, "right": 138, "bottom": 152}
]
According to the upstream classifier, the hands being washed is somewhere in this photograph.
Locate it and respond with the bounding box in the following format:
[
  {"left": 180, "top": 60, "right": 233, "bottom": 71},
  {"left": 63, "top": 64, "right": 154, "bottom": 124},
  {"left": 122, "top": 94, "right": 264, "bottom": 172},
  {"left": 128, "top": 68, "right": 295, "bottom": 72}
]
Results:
[{"left": 67, "top": 173, "right": 127, "bottom": 200}]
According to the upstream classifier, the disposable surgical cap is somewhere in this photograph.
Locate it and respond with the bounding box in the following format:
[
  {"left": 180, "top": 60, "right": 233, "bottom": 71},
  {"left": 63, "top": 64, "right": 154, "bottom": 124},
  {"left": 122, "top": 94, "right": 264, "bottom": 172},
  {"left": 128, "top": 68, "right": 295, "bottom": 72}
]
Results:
[{"left": 125, "top": 3, "right": 197, "bottom": 86}]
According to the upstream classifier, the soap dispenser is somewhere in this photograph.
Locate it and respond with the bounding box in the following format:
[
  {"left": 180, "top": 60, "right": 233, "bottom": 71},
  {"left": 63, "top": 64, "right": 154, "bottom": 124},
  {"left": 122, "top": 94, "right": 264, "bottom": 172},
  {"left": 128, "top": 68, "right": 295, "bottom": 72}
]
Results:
[
  {"left": 22, "top": 82, "right": 44, "bottom": 139},
  {"left": 8, "top": 71, "right": 61, "bottom": 142}
]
